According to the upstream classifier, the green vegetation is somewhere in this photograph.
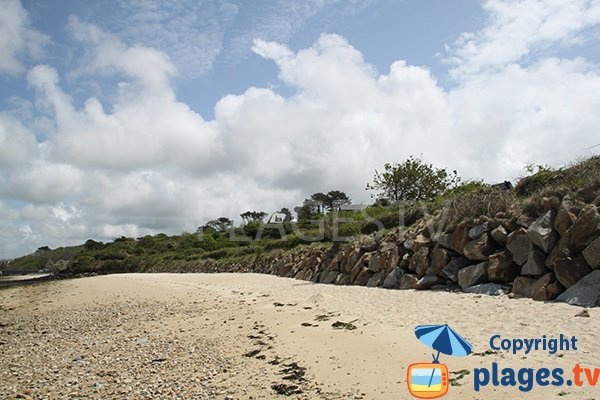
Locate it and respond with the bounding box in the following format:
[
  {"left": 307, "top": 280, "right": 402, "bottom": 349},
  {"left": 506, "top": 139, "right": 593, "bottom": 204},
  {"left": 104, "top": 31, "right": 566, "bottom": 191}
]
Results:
[{"left": 4, "top": 155, "right": 599, "bottom": 276}]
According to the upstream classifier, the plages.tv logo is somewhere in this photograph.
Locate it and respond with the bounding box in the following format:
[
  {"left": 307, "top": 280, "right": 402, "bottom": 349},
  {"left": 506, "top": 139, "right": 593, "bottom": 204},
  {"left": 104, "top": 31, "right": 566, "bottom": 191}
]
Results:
[{"left": 407, "top": 324, "right": 473, "bottom": 399}]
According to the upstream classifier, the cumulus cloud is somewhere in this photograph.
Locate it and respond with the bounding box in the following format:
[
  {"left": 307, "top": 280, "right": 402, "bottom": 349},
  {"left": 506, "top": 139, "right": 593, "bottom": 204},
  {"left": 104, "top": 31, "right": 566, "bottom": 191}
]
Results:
[
  {"left": 0, "top": 0, "right": 49, "bottom": 75},
  {"left": 1, "top": 1, "right": 600, "bottom": 258}
]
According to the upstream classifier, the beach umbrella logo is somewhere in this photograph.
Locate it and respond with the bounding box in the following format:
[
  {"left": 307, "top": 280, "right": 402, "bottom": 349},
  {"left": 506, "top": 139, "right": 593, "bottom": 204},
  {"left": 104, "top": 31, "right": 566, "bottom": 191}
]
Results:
[{"left": 407, "top": 324, "right": 473, "bottom": 399}]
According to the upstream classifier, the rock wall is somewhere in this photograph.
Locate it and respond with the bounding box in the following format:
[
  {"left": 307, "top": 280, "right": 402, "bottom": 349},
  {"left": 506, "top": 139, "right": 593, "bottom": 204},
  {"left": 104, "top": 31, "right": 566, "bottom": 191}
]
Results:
[{"left": 196, "top": 196, "right": 600, "bottom": 307}]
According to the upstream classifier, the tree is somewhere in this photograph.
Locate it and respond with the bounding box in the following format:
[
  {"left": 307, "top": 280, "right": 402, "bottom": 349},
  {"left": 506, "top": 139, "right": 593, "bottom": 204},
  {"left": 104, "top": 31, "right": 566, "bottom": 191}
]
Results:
[
  {"left": 325, "top": 190, "right": 351, "bottom": 211},
  {"left": 240, "top": 211, "right": 267, "bottom": 224},
  {"left": 294, "top": 198, "right": 319, "bottom": 221},
  {"left": 310, "top": 192, "right": 329, "bottom": 214},
  {"left": 202, "top": 217, "right": 233, "bottom": 232},
  {"left": 366, "top": 156, "right": 460, "bottom": 202}
]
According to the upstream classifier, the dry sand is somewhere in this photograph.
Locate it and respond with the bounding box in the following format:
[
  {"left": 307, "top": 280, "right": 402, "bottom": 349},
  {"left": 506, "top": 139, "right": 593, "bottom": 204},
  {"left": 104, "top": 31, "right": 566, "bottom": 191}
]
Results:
[{"left": 1, "top": 273, "right": 599, "bottom": 399}]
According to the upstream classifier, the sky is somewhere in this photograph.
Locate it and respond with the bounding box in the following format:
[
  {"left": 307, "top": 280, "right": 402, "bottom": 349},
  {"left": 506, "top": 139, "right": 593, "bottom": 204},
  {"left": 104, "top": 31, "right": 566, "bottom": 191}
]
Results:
[{"left": 1, "top": 0, "right": 600, "bottom": 259}]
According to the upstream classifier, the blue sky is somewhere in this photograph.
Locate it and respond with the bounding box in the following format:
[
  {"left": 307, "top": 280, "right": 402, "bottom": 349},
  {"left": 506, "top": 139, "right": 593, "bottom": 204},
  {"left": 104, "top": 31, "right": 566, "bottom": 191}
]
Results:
[{"left": 1, "top": 0, "right": 600, "bottom": 258}]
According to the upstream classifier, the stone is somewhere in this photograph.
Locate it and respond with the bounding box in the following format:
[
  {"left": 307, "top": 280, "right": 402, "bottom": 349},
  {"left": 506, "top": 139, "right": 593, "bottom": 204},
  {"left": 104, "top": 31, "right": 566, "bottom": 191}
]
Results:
[
  {"left": 512, "top": 276, "right": 537, "bottom": 298},
  {"left": 469, "top": 222, "right": 491, "bottom": 240},
  {"left": 506, "top": 228, "right": 533, "bottom": 266},
  {"left": 350, "top": 252, "right": 372, "bottom": 282},
  {"left": 521, "top": 247, "right": 549, "bottom": 277},
  {"left": 441, "top": 257, "right": 472, "bottom": 282},
  {"left": 448, "top": 224, "right": 470, "bottom": 254},
  {"left": 437, "top": 233, "right": 453, "bottom": 250},
  {"left": 366, "top": 270, "right": 386, "bottom": 287},
  {"left": 399, "top": 273, "right": 419, "bottom": 290},
  {"left": 463, "top": 233, "right": 496, "bottom": 261},
  {"left": 360, "top": 236, "right": 378, "bottom": 252},
  {"left": 319, "top": 270, "right": 339, "bottom": 284},
  {"left": 427, "top": 245, "right": 452, "bottom": 276},
  {"left": 382, "top": 267, "right": 403, "bottom": 289},
  {"left": 408, "top": 247, "right": 430, "bottom": 277},
  {"left": 368, "top": 247, "right": 400, "bottom": 273},
  {"left": 582, "top": 237, "right": 600, "bottom": 269},
  {"left": 343, "top": 248, "right": 363, "bottom": 274},
  {"left": 554, "top": 257, "right": 592, "bottom": 288},
  {"left": 548, "top": 205, "right": 600, "bottom": 270},
  {"left": 416, "top": 274, "right": 445, "bottom": 290},
  {"left": 458, "top": 262, "right": 489, "bottom": 291},
  {"left": 527, "top": 210, "right": 559, "bottom": 253},
  {"left": 490, "top": 225, "right": 508, "bottom": 246},
  {"left": 556, "top": 270, "right": 600, "bottom": 307},
  {"left": 530, "top": 272, "right": 563, "bottom": 301},
  {"left": 554, "top": 196, "right": 583, "bottom": 236},
  {"left": 516, "top": 214, "right": 536, "bottom": 228},
  {"left": 335, "top": 274, "right": 350, "bottom": 285},
  {"left": 353, "top": 267, "right": 372, "bottom": 286},
  {"left": 464, "top": 283, "right": 508, "bottom": 296},
  {"left": 487, "top": 250, "right": 520, "bottom": 283}
]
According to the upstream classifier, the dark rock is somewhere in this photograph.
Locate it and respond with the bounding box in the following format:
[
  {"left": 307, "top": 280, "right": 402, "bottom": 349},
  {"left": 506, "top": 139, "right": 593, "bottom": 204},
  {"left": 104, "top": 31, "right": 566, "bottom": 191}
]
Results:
[
  {"left": 506, "top": 228, "right": 533, "bottom": 266},
  {"left": 360, "top": 236, "right": 378, "bottom": 252},
  {"left": 464, "top": 283, "right": 508, "bottom": 296},
  {"left": 582, "top": 237, "right": 600, "bottom": 269},
  {"left": 441, "top": 257, "right": 472, "bottom": 282},
  {"left": 448, "top": 224, "right": 470, "bottom": 254},
  {"left": 335, "top": 274, "right": 350, "bottom": 285},
  {"left": 353, "top": 267, "right": 371, "bottom": 286},
  {"left": 382, "top": 267, "right": 403, "bottom": 289},
  {"left": 488, "top": 250, "right": 521, "bottom": 282},
  {"left": 458, "top": 262, "right": 489, "bottom": 290},
  {"left": 554, "top": 196, "right": 583, "bottom": 236},
  {"left": 437, "top": 233, "right": 453, "bottom": 250},
  {"left": 463, "top": 233, "right": 496, "bottom": 261},
  {"left": 516, "top": 214, "right": 536, "bottom": 228},
  {"left": 469, "top": 222, "right": 491, "bottom": 240},
  {"left": 554, "top": 257, "right": 592, "bottom": 288},
  {"left": 408, "top": 247, "right": 430, "bottom": 277},
  {"left": 416, "top": 274, "right": 445, "bottom": 290},
  {"left": 368, "top": 247, "right": 400, "bottom": 273},
  {"left": 527, "top": 209, "right": 559, "bottom": 253},
  {"left": 556, "top": 270, "right": 600, "bottom": 307},
  {"left": 366, "top": 270, "right": 386, "bottom": 287},
  {"left": 427, "top": 245, "right": 452, "bottom": 276},
  {"left": 521, "top": 247, "right": 549, "bottom": 277},
  {"left": 320, "top": 270, "right": 339, "bottom": 284},
  {"left": 399, "top": 274, "right": 419, "bottom": 290},
  {"left": 530, "top": 272, "right": 563, "bottom": 301},
  {"left": 490, "top": 225, "right": 508, "bottom": 246},
  {"left": 512, "top": 276, "right": 537, "bottom": 298},
  {"left": 547, "top": 205, "right": 600, "bottom": 269}
]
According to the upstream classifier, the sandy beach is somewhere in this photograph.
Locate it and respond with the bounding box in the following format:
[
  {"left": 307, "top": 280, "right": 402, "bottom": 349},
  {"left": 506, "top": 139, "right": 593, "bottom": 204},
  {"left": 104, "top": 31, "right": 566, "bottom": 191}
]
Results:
[{"left": 1, "top": 273, "right": 599, "bottom": 399}]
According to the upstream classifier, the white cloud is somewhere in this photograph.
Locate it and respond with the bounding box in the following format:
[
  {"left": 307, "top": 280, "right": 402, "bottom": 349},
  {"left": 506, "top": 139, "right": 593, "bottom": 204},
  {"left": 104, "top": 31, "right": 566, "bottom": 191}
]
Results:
[
  {"left": 447, "top": 0, "right": 600, "bottom": 79},
  {"left": 0, "top": 0, "right": 49, "bottom": 75}
]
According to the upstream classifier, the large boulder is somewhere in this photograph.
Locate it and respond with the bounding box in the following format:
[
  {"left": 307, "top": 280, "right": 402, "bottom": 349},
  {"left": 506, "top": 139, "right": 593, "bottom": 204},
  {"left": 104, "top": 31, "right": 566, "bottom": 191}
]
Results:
[
  {"left": 463, "top": 233, "right": 496, "bottom": 261},
  {"left": 527, "top": 210, "right": 559, "bottom": 253},
  {"left": 368, "top": 246, "right": 400, "bottom": 273},
  {"left": 319, "top": 270, "right": 339, "bottom": 284},
  {"left": 547, "top": 205, "right": 600, "bottom": 269},
  {"left": 530, "top": 272, "right": 563, "bottom": 301},
  {"left": 427, "top": 245, "right": 452, "bottom": 276},
  {"left": 556, "top": 270, "right": 600, "bottom": 307},
  {"left": 506, "top": 228, "right": 533, "bottom": 266},
  {"left": 554, "top": 196, "right": 583, "bottom": 236},
  {"left": 512, "top": 276, "right": 538, "bottom": 298},
  {"left": 342, "top": 247, "right": 363, "bottom": 274},
  {"left": 408, "top": 247, "right": 430, "bottom": 277},
  {"left": 441, "top": 257, "right": 472, "bottom": 282},
  {"left": 366, "top": 270, "right": 386, "bottom": 287},
  {"left": 469, "top": 222, "right": 491, "bottom": 240},
  {"left": 416, "top": 274, "right": 445, "bottom": 290},
  {"left": 350, "top": 252, "right": 371, "bottom": 282},
  {"left": 487, "top": 250, "right": 520, "bottom": 283},
  {"left": 582, "top": 237, "right": 600, "bottom": 269},
  {"left": 490, "top": 225, "right": 508, "bottom": 246},
  {"left": 353, "top": 267, "right": 372, "bottom": 286},
  {"left": 521, "top": 247, "right": 549, "bottom": 277},
  {"left": 554, "top": 257, "right": 592, "bottom": 288},
  {"left": 448, "top": 224, "right": 470, "bottom": 254},
  {"left": 399, "top": 273, "right": 419, "bottom": 290},
  {"left": 382, "top": 267, "right": 404, "bottom": 289},
  {"left": 458, "top": 262, "right": 489, "bottom": 290},
  {"left": 360, "top": 236, "right": 378, "bottom": 252},
  {"left": 464, "top": 283, "right": 508, "bottom": 296}
]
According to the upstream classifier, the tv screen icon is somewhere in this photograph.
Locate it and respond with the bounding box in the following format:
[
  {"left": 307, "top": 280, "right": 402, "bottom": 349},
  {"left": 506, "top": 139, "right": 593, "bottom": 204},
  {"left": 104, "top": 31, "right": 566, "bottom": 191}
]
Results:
[{"left": 407, "top": 362, "right": 449, "bottom": 399}]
